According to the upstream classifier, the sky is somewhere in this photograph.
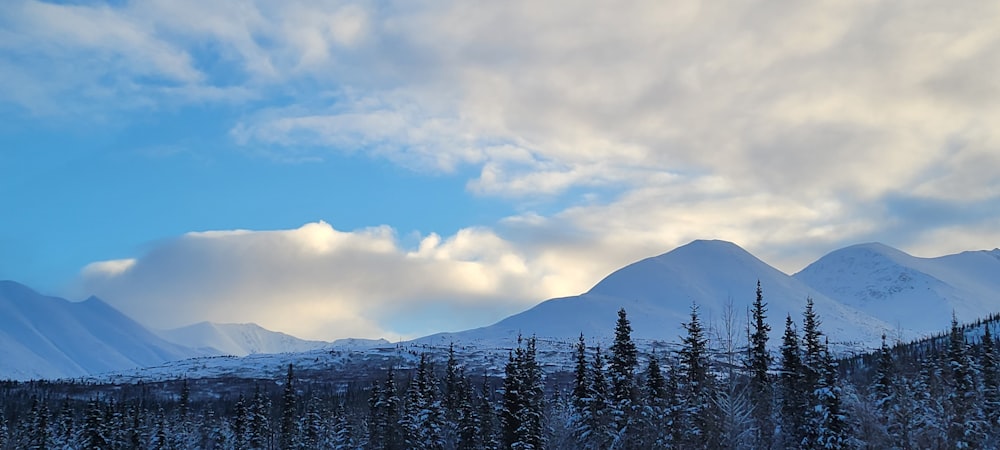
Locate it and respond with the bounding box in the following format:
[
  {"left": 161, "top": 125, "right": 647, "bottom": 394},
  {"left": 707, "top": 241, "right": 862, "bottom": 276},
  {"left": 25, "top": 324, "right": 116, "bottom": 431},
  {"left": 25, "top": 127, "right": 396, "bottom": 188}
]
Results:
[{"left": 1, "top": 0, "right": 999, "bottom": 341}]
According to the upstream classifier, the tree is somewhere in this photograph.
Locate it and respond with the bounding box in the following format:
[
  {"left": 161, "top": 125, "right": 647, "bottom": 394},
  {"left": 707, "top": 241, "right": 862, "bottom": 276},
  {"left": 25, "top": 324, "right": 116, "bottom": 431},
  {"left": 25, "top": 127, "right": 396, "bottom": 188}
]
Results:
[
  {"left": 778, "top": 313, "right": 805, "bottom": 447},
  {"left": 746, "top": 280, "right": 773, "bottom": 449},
  {"left": 279, "top": 364, "right": 298, "bottom": 450},
  {"left": 501, "top": 336, "right": 544, "bottom": 449},
  {"left": 608, "top": 308, "right": 639, "bottom": 446},
  {"left": 250, "top": 386, "right": 272, "bottom": 450},
  {"left": 572, "top": 334, "right": 589, "bottom": 412},
  {"left": 981, "top": 325, "right": 1000, "bottom": 430},
  {"left": 403, "top": 353, "right": 445, "bottom": 449},
  {"left": 677, "top": 303, "right": 720, "bottom": 449},
  {"left": 369, "top": 366, "right": 404, "bottom": 450},
  {"left": 82, "top": 399, "right": 108, "bottom": 450},
  {"left": 946, "top": 314, "right": 984, "bottom": 448}
]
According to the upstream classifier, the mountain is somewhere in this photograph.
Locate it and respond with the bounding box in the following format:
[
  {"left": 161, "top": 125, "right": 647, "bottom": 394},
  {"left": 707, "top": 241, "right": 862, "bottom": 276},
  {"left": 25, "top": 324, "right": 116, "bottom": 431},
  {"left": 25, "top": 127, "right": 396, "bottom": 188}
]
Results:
[
  {"left": 157, "top": 322, "right": 331, "bottom": 357},
  {"left": 419, "top": 240, "right": 897, "bottom": 348},
  {"left": 794, "top": 243, "right": 1000, "bottom": 334},
  {"left": 0, "top": 280, "right": 205, "bottom": 380}
]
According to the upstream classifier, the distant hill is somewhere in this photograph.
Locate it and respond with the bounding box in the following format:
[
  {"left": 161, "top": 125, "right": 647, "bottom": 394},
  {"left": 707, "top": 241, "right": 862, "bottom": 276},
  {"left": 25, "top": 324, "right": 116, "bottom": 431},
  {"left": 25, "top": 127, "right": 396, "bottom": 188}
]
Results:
[
  {"left": 156, "top": 322, "right": 332, "bottom": 357},
  {"left": 0, "top": 280, "right": 205, "bottom": 380},
  {"left": 419, "top": 240, "right": 899, "bottom": 349}
]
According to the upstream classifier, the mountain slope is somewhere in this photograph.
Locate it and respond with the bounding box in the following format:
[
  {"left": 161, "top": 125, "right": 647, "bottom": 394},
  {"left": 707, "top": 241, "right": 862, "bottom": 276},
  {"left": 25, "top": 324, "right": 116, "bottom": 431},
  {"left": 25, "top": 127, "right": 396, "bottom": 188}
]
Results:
[
  {"left": 794, "top": 243, "right": 1000, "bottom": 334},
  {"left": 420, "top": 240, "right": 897, "bottom": 348},
  {"left": 0, "top": 281, "right": 205, "bottom": 380},
  {"left": 157, "top": 322, "right": 331, "bottom": 357}
]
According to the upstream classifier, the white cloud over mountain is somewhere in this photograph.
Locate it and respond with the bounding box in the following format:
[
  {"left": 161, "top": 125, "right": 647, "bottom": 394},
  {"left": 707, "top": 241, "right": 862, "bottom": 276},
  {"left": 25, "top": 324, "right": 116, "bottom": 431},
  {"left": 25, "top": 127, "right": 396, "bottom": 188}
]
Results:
[{"left": 78, "top": 221, "right": 601, "bottom": 340}]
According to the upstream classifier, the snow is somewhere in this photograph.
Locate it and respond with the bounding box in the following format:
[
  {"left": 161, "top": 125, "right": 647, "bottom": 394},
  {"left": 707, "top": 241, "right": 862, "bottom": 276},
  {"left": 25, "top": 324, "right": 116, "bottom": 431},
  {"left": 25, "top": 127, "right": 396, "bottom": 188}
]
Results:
[
  {"left": 156, "top": 322, "right": 333, "bottom": 357},
  {"left": 419, "top": 240, "right": 897, "bottom": 350},
  {"left": 4, "top": 240, "right": 1000, "bottom": 382},
  {"left": 794, "top": 243, "right": 1000, "bottom": 336},
  {"left": 0, "top": 280, "right": 206, "bottom": 380}
]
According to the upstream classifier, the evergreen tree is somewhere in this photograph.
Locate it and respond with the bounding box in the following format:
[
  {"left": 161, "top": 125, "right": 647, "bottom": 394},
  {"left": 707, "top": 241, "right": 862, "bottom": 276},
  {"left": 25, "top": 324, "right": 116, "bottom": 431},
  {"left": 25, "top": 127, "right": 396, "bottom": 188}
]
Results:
[
  {"left": 812, "top": 338, "right": 846, "bottom": 450},
  {"left": 403, "top": 353, "right": 445, "bottom": 449},
  {"left": 501, "top": 336, "right": 544, "bottom": 449},
  {"left": 946, "top": 314, "right": 984, "bottom": 448},
  {"left": 981, "top": 324, "right": 1000, "bottom": 429},
  {"left": 279, "top": 364, "right": 298, "bottom": 450},
  {"left": 456, "top": 376, "right": 481, "bottom": 450},
  {"left": 778, "top": 313, "right": 805, "bottom": 447},
  {"left": 477, "top": 375, "right": 500, "bottom": 450},
  {"left": 746, "top": 280, "right": 773, "bottom": 449},
  {"left": 608, "top": 308, "right": 639, "bottom": 446},
  {"left": 250, "top": 385, "right": 272, "bottom": 450},
  {"left": 299, "top": 395, "right": 323, "bottom": 449},
  {"left": 677, "top": 303, "right": 720, "bottom": 449},
  {"left": 369, "top": 366, "right": 403, "bottom": 450},
  {"left": 572, "top": 334, "right": 589, "bottom": 411},
  {"left": 233, "top": 393, "right": 249, "bottom": 450},
  {"left": 28, "top": 396, "right": 50, "bottom": 450},
  {"left": 82, "top": 399, "right": 108, "bottom": 450}
]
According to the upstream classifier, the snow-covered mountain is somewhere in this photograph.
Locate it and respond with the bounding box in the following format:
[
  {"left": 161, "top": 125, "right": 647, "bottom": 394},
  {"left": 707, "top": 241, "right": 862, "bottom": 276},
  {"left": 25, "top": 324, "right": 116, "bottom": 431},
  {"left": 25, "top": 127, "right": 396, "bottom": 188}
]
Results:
[
  {"left": 420, "top": 240, "right": 899, "bottom": 349},
  {"left": 0, "top": 280, "right": 205, "bottom": 380},
  {"left": 794, "top": 243, "right": 1000, "bottom": 334},
  {"left": 156, "top": 322, "right": 332, "bottom": 357}
]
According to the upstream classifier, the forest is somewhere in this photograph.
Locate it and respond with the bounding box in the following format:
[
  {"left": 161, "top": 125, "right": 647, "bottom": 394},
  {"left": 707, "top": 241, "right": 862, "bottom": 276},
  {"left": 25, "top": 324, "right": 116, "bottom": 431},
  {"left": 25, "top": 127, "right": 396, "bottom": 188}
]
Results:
[{"left": 2, "top": 281, "right": 999, "bottom": 449}]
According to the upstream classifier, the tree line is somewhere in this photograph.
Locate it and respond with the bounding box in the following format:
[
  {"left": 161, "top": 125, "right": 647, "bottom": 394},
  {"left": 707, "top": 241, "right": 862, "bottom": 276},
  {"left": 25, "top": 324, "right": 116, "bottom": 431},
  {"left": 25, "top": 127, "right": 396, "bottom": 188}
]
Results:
[{"left": 3, "top": 281, "right": 1000, "bottom": 449}]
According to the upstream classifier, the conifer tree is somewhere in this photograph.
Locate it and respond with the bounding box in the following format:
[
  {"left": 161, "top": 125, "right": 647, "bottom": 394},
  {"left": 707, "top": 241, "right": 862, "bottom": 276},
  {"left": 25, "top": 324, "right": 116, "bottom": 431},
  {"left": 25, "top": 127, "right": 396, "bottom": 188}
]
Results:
[
  {"left": 501, "top": 335, "right": 544, "bottom": 450},
  {"left": 677, "top": 303, "right": 720, "bottom": 449},
  {"left": 233, "top": 393, "right": 249, "bottom": 450},
  {"left": 250, "top": 385, "right": 272, "bottom": 450},
  {"left": 608, "top": 308, "right": 638, "bottom": 446},
  {"left": 981, "top": 325, "right": 1000, "bottom": 429},
  {"left": 746, "top": 280, "right": 773, "bottom": 449},
  {"left": 369, "top": 367, "right": 403, "bottom": 450},
  {"left": 279, "top": 364, "right": 298, "bottom": 450},
  {"left": 82, "top": 399, "right": 108, "bottom": 450},
  {"left": 403, "top": 353, "right": 445, "bottom": 449},
  {"left": 813, "top": 338, "right": 846, "bottom": 450},
  {"left": 456, "top": 375, "right": 481, "bottom": 450},
  {"left": 477, "top": 375, "right": 500, "bottom": 450},
  {"left": 946, "top": 314, "right": 984, "bottom": 448},
  {"left": 572, "top": 334, "right": 589, "bottom": 412},
  {"left": 28, "top": 395, "right": 50, "bottom": 450},
  {"left": 778, "top": 313, "right": 805, "bottom": 447}
]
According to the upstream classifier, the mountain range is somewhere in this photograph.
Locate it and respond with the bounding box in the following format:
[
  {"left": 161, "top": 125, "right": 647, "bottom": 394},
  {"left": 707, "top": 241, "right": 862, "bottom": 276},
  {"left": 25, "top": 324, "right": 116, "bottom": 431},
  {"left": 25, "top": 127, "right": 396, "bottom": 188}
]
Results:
[{"left": 2, "top": 240, "right": 998, "bottom": 380}]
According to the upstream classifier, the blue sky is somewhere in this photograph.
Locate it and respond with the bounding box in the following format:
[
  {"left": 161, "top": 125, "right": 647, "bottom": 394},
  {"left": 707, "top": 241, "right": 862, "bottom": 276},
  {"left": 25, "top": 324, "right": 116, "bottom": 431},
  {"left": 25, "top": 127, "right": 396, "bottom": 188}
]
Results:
[{"left": 2, "top": 0, "right": 999, "bottom": 340}]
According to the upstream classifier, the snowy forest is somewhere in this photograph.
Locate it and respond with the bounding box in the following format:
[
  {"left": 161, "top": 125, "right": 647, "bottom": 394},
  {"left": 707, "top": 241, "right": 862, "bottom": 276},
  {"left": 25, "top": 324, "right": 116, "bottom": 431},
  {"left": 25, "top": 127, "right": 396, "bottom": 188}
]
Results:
[{"left": 3, "top": 281, "right": 1000, "bottom": 450}]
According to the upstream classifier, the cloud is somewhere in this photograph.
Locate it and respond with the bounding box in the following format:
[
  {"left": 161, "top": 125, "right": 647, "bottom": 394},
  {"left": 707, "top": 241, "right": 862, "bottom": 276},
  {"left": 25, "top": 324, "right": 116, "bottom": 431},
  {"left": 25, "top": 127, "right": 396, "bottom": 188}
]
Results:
[{"left": 76, "top": 221, "right": 592, "bottom": 341}]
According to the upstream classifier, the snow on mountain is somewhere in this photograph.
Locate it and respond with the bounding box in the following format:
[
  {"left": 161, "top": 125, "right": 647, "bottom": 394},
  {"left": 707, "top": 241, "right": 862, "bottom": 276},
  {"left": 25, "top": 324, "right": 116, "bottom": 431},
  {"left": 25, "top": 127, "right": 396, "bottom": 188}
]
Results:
[
  {"left": 794, "top": 243, "right": 1000, "bottom": 335},
  {"left": 0, "top": 280, "right": 205, "bottom": 380},
  {"left": 156, "top": 322, "right": 332, "bottom": 357},
  {"left": 420, "top": 240, "right": 898, "bottom": 349}
]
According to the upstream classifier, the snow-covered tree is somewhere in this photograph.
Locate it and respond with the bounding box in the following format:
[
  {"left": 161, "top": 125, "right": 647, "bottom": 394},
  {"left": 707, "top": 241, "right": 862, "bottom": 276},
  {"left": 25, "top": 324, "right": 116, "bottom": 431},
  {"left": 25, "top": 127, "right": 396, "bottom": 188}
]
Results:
[
  {"left": 745, "top": 280, "right": 773, "bottom": 449},
  {"left": 677, "top": 303, "right": 721, "bottom": 449}
]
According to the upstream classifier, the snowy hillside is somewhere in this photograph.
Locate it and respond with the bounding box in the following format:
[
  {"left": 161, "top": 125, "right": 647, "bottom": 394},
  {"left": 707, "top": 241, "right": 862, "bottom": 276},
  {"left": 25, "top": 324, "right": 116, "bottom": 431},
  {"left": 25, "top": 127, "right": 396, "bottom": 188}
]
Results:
[
  {"left": 420, "top": 240, "right": 899, "bottom": 349},
  {"left": 0, "top": 280, "right": 206, "bottom": 380},
  {"left": 794, "top": 243, "right": 1000, "bottom": 335},
  {"left": 157, "top": 322, "right": 332, "bottom": 357}
]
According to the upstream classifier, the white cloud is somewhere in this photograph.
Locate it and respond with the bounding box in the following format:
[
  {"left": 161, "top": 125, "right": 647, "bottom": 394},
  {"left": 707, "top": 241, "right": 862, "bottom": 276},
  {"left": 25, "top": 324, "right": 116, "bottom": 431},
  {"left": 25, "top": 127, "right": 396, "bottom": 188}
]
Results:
[{"left": 77, "top": 221, "right": 588, "bottom": 341}]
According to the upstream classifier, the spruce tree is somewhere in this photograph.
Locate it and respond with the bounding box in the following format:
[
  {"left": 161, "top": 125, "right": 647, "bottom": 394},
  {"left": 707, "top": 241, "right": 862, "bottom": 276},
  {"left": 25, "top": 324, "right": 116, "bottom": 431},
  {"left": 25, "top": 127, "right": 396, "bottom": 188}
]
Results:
[
  {"left": 369, "top": 365, "right": 404, "bottom": 450},
  {"left": 250, "top": 385, "right": 271, "bottom": 450},
  {"left": 677, "top": 303, "right": 720, "bottom": 449},
  {"left": 778, "top": 313, "right": 805, "bottom": 447},
  {"left": 233, "top": 393, "right": 249, "bottom": 450},
  {"left": 572, "top": 333, "right": 589, "bottom": 412},
  {"left": 946, "top": 314, "right": 984, "bottom": 448},
  {"left": 746, "top": 280, "right": 773, "bottom": 449},
  {"left": 981, "top": 325, "right": 1000, "bottom": 429},
  {"left": 82, "top": 399, "right": 108, "bottom": 450},
  {"left": 279, "top": 364, "right": 297, "bottom": 450},
  {"left": 608, "top": 308, "right": 638, "bottom": 445}
]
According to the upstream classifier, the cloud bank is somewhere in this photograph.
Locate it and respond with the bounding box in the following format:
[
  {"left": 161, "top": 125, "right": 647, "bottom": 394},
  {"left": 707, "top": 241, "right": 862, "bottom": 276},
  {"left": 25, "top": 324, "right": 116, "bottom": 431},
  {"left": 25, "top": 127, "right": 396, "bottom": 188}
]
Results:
[{"left": 79, "top": 221, "right": 604, "bottom": 340}]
